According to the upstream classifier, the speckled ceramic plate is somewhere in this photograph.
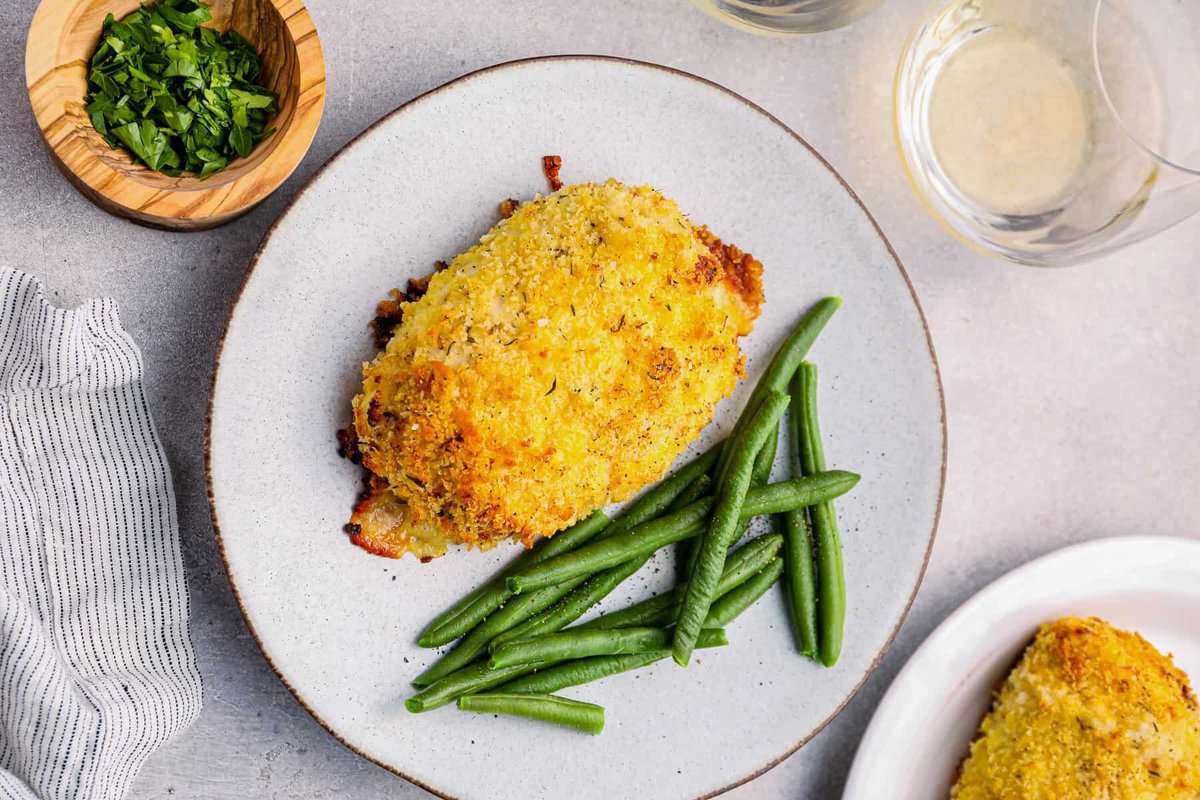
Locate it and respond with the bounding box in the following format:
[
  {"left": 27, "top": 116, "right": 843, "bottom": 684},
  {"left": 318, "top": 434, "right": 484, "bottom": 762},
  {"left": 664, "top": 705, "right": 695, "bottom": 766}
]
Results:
[
  {"left": 207, "top": 56, "right": 944, "bottom": 800},
  {"left": 843, "top": 536, "right": 1200, "bottom": 800}
]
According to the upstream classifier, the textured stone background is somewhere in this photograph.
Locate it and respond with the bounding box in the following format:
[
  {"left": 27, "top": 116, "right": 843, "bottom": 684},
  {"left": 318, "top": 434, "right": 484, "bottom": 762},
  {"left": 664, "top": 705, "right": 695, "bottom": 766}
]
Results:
[{"left": 4, "top": 1, "right": 1198, "bottom": 797}]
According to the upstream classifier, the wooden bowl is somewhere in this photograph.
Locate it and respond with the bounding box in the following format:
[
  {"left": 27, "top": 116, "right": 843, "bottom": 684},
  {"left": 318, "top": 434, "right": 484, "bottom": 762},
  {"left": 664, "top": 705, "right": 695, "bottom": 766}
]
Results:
[{"left": 25, "top": 0, "right": 326, "bottom": 230}]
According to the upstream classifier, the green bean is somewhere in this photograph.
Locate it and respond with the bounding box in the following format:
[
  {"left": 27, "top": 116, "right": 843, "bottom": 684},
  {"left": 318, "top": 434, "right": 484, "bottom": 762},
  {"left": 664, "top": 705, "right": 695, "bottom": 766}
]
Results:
[
  {"left": 731, "top": 426, "right": 783, "bottom": 551},
  {"left": 704, "top": 557, "right": 784, "bottom": 627},
  {"left": 419, "top": 447, "right": 719, "bottom": 649},
  {"left": 712, "top": 297, "right": 841, "bottom": 486},
  {"left": 493, "top": 449, "right": 717, "bottom": 651},
  {"left": 418, "top": 583, "right": 495, "bottom": 647},
  {"left": 783, "top": 507, "right": 818, "bottom": 657},
  {"left": 741, "top": 476, "right": 857, "bottom": 516},
  {"left": 407, "top": 545, "right": 785, "bottom": 710},
  {"left": 490, "top": 555, "right": 642, "bottom": 648},
  {"left": 496, "top": 629, "right": 729, "bottom": 694},
  {"left": 501, "top": 652, "right": 664, "bottom": 694},
  {"left": 600, "top": 444, "right": 722, "bottom": 540},
  {"left": 457, "top": 693, "right": 605, "bottom": 735},
  {"left": 509, "top": 499, "right": 710, "bottom": 592},
  {"left": 751, "top": 420, "right": 780, "bottom": 485},
  {"left": 712, "top": 533, "right": 783, "bottom": 591},
  {"left": 405, "top": 660, "right": 545, "bottom": 713},
  {"left": 784, "top": 377, "right": 819, "bottom": 658},
  {"left": 407, "top": 628, "right": 722, "bottom": 714},
  {"left": 506, "top": 471, "right": 857, "bottom": 595},
  {"left": 418, "top": 510, "right": 610, "bottom": 647},
  {"left": 412, "top": 573, "right": 591, "bottom": 686},
  {"left": 674, "top": 392, "right": 790, "bottom": 665},
  {"left": 493, "top": 474, "right": 715, "bottom": 649},
  {"left": 490, "top": 626, "right": 697, "bottom": 669},
  {"left": 575, "top": 588, "right": 678, "bottom": 632},
  {"left": 579, "top": 533, "right": 783, "bottom": 631},
  {"left": 490, "top": 562, "right": 636, "bottom": 649},
  {"left": 796, "top": 362, "right": 845, "bottom": 667},
  {"left": 670, "top": 474, "right": 714, "bottom": 513},
  {"left": 680, "top": 472, "right": 717, "bottom": 584},
  {"left": 725, "top": 418, "right": 782, "bottom": 563},
  {"left": 672, "top": 474, "right": 715, "bottom": 520},
  {"left": 683, "top": 417, "right": 778, "bottom": 580}
]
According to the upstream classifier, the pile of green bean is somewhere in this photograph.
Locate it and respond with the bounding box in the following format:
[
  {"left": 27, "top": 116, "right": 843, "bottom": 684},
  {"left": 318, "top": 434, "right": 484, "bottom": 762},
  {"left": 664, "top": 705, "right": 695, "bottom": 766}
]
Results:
[{"left": 404, "top": 297, "right": 855, "bottom": 734}]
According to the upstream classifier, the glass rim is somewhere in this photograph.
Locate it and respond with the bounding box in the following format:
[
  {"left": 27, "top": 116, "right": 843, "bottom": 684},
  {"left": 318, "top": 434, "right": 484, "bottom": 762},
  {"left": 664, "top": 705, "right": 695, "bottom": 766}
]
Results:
[
  {"left": 890, "top": 4, "right": 1139, "bottom": 267},
  {"left": 701, "top": 0, "right": 861, "bottom": 10},
  {"left": 688, "top": 0, "right": 883, "bottom": 35},
  {"left": 1092, "top": 0, "right": 1200, "bottom": 177}
]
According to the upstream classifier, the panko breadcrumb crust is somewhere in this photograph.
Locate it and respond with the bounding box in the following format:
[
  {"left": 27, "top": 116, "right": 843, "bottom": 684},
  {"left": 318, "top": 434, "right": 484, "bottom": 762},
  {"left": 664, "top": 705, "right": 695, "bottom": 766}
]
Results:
[
  {"left": 952, "top": 616, "right": 1200, "bottom": 800},
  {"left": 350, "top": 180, "right": 762, "bottom": 559}
]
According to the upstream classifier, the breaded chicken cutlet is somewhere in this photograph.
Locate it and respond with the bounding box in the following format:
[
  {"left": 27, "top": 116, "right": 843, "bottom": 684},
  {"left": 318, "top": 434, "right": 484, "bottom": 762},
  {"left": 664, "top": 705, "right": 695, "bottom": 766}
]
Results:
[
  {"left": 347, "top": 180, "right": 763, "bottom": 559},
  {"left": 952, "top": 616, "right": 1200, "bottom": 800}
]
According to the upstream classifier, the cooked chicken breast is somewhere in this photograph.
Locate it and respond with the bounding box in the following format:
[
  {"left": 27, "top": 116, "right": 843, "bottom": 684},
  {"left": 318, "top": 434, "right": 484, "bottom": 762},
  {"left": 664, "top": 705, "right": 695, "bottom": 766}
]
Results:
[
  {"left": 350, "top": 180, "right": 762, "bottom": 559},
  {"left": 952, "top": 616, "right": 1200, "bottom": 800}
]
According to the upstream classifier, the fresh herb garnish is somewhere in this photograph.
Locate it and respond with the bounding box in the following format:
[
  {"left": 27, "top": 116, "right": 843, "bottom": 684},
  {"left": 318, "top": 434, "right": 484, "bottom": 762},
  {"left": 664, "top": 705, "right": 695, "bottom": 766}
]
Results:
[{"left": 86, "top": 0, "right": 277, "bottom": 178}]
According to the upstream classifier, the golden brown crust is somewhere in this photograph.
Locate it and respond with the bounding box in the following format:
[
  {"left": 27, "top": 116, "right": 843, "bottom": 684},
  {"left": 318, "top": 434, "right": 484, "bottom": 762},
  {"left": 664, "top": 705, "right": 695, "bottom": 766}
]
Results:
[
  {"left": 369, "top": 262, "right": 450, "bottom": 348},
  {"left": 695, "top": 224, "right": 764, "bottom": 316},
  {"left": 952, "top": 616, "right": 1200, "bottom": 799},
  {"left": 351, "top": 180, "right": 763, "bottom": 557}
]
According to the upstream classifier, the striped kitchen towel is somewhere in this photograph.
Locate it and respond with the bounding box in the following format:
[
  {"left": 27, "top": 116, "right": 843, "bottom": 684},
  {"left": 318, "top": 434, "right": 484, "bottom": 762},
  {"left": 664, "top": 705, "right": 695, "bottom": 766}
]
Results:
[{"left": 0, "top": 269, "right": 202, "bottom": 800}]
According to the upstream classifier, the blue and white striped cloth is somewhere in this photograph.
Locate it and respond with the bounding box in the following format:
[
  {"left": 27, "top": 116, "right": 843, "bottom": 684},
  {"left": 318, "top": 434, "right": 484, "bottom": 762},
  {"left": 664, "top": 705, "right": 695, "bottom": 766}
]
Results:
[{"left": 0, "top": 269, "right": 201, "bottom": 800}]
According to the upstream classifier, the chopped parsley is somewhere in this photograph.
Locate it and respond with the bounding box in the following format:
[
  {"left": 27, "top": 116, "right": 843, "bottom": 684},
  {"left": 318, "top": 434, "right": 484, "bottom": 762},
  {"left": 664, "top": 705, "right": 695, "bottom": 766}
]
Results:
[{"left": 86, "top": 0, "right": 277, "bottom": 177}]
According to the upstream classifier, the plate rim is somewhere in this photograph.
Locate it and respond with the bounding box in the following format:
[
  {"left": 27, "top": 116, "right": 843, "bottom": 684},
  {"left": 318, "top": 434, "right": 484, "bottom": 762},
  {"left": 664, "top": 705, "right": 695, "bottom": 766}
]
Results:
[
  {"left": 841, "top": 534, "right": 1200, "bottom": 800},
  {"left": 204, "top": 54, "right": 947, "bottom": 800}
]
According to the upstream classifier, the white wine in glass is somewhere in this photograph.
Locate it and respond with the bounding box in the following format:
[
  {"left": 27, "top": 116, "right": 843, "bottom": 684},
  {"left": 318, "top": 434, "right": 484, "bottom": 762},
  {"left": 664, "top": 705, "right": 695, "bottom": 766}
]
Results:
[{"left": 895, "top": 0, "right": 1200, "bottom": 266}]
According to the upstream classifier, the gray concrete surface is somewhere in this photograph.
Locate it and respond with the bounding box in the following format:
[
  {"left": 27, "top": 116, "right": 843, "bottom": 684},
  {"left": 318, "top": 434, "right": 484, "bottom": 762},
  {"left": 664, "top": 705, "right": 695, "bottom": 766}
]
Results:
[{"left": 3, "top": 1, "right": 1198, "bottom": 797}]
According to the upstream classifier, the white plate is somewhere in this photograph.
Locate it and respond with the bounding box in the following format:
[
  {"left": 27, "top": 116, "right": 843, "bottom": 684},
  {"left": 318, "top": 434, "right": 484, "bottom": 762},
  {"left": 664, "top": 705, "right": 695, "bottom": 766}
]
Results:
[
  {"left": 843, "top": 535, "right": 1200, "bottom": 800},
  {"left": 207, "top": 56, "right": 945, "bottom": 800}
]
